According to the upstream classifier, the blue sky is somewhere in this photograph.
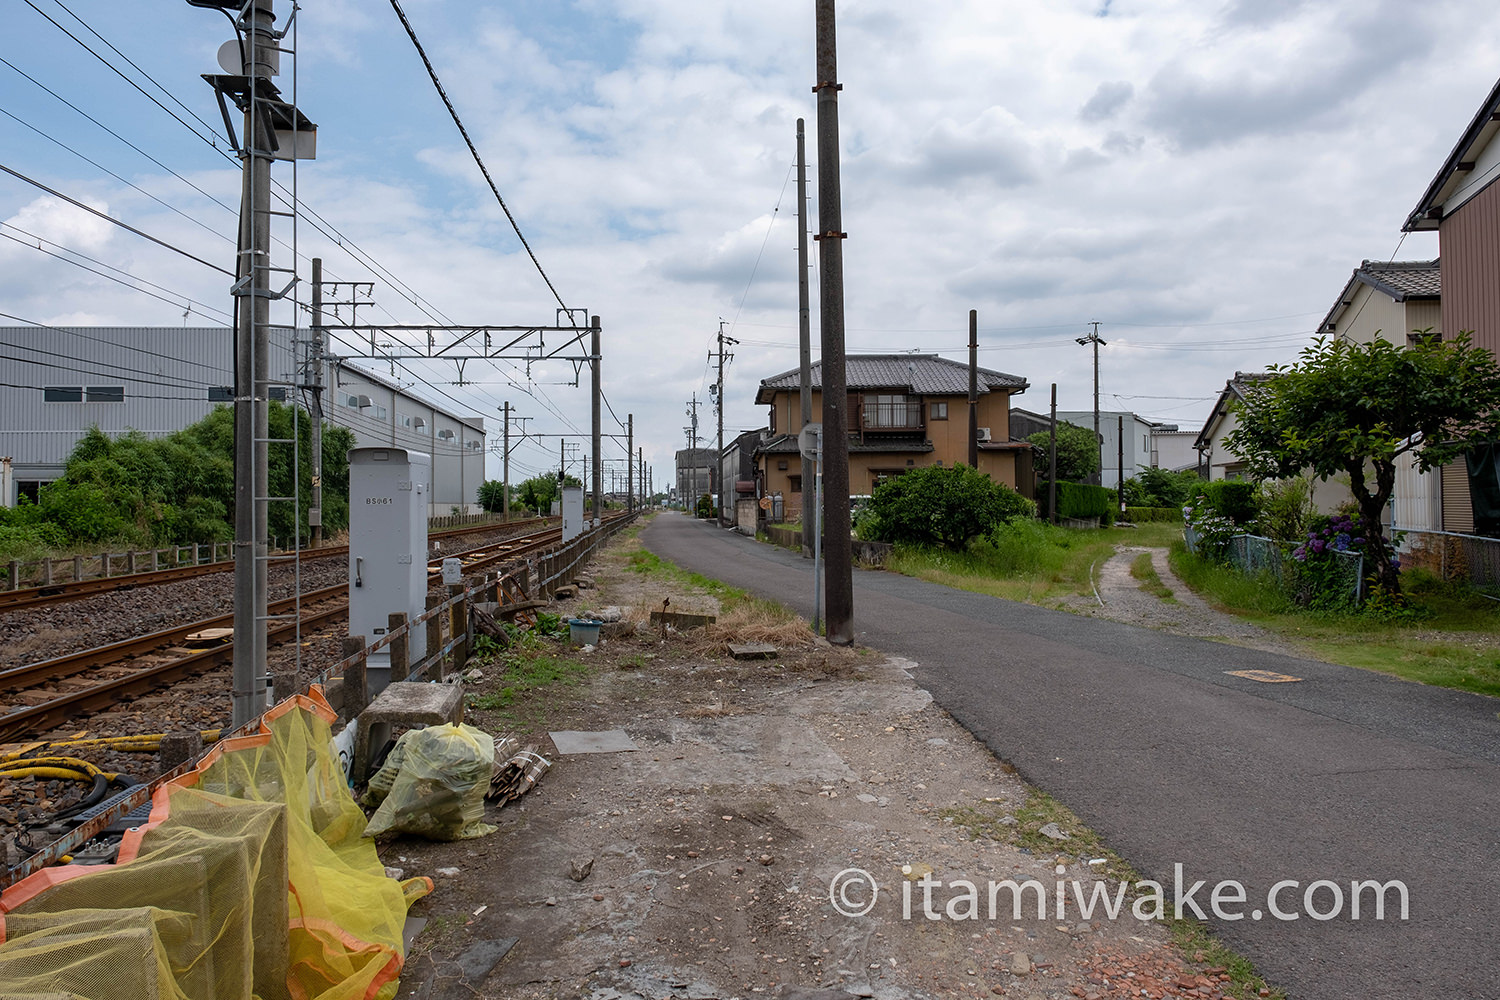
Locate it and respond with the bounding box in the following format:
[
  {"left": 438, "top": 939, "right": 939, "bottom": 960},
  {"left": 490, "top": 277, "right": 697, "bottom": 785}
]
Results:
[{"left": 3, "top": 0, "right": 1497, "bottom": 486}]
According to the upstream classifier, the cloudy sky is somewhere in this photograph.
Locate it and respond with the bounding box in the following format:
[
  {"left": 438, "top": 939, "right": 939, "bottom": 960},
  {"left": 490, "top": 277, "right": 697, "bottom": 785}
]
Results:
[{"left": 3, "top": 0, "right": 1497, "bottom": 488}]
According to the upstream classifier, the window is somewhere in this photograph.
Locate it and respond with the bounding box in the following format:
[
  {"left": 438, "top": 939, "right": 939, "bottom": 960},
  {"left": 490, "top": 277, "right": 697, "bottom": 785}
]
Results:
[
  {"left": 268, "top": 387, "right": 287, "bottom": 402},
  {"left": 788, "top": 475, "right": 802, "bottom": 493},
  {"left": 16, "top": 480, "right": 47, "bottom": 503},
  {"left": 86, "top": 386, "right": 124, "bottom": 402},
  {"left": 343, "top": 392, "right": 361, "bottom": 408},
  {"left": 372, "top": 404, "right": 387, "bottom": 419},
  {"left": 209, "top": 386, "right": 234, "bottom": 402},
  {"left": 865, "top": 393, "right": 921, "bottom": 429},
  {"left": 43, "top": 386, "right": 83, "bottom": 402},
  {"left": 397, "top": 412, "right": 412, "bottom": 428},
  {"left": 930, "top": 401, "right": 948, "bottom": 420},
  {"left": 777, "top": 459, "right": 789, "bottom": 470}
]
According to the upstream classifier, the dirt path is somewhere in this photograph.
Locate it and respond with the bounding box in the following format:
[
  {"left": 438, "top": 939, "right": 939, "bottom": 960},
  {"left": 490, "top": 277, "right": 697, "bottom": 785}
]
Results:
[{"left": 1065, "top": 546, "right": 1308, "bottom": 658}]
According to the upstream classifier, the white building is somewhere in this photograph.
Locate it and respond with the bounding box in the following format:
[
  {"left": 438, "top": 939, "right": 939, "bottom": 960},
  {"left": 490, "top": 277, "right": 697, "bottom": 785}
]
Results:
[
  {"left": 0, "top": 326, "right": 485, "bottom": 513},
  {"left": 1055, "top": 410, "right": 1160, "bottom": 491}
]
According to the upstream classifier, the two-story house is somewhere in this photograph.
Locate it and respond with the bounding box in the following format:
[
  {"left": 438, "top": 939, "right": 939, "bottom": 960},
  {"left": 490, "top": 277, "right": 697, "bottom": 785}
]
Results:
[
  {"left": 753, "top": 354, "right": 1030, "bottom": 518},
  {"left": 1402, "top": 75, "right": 1500, "bottom": 537}
]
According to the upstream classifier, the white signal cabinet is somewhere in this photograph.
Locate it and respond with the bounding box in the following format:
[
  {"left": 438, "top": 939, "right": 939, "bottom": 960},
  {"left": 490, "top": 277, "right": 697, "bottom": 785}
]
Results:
[
  {"left": 562, "top": 485, "right": 584, "bottom": 541},
  {"left": 348, "top": 448, "right": 430, "bottom": 694}
]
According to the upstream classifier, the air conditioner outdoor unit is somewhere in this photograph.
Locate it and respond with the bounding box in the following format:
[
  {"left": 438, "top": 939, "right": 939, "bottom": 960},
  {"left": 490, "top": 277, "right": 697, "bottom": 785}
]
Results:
[{"left": 976, "top": 427, "right": 992, "bottom": 442}]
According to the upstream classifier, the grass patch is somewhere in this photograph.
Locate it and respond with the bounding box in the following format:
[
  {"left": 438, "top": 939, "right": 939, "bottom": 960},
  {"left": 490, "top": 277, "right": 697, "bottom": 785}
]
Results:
[
  {"left": 465, "top": 648, "right": 593, "bottom": 731},
  {"left": 1169, "top": 919, "right": 1286, "bottom": 1000},
  {"left": 887, "top": 520, "right": 1182, "bottom": 605},
  {"left": 941, "top": 789, "right": 1283, "bottom": 1000},
  {"left": 940, "top": 789, "right": 1138, "bottom": 885},
  {"left": 1130, "top": 551, "right": 1176, "bottom": 602},
  {"left": 1169, "top": 543, "right": 1500, "bottom": 698}
]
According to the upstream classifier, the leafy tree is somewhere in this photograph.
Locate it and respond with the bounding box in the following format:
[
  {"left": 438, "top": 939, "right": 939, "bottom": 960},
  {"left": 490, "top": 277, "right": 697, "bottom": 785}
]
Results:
[
  {"left": 866, "top": 464, "right": 1035, "bottom": 549},
  {"left": 1121, "top": 466, "right": 1201, "bottom": 508},
  {"left": 477, "top": 479, "right": 510, "bottom": 513},
  {"left": 1028, "top": 422, "right": 1100, "bottom": 482},
  {"left": 1225, "top": 333, "right": 1500, "bottom": 595},
  {"left": 517, "top": 473, "right": 579, "bottom": 513}
]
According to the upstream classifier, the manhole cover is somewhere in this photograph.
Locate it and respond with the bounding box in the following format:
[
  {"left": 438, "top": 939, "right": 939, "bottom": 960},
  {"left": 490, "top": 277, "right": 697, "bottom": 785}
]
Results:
[{"left": 1224, "top": 669, "right": 1303, "bottom": 683}]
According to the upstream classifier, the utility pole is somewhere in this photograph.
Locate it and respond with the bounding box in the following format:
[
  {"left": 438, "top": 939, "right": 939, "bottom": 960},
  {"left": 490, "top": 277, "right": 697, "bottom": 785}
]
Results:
[
  {"left": 1077, "top": 322, "right": 1106, "bottom": 486},
  {"left": 591, "top": 317, "right": 602, "bottom": 525},
  {"left": 797, "top": 117, "right": 814, "bottom": 556},
  {"left": 1049, "top": 383, "right": 1058, "bottom": 525},
  {"left": 308, "top": 257, "right": 325, "bottom": 547},
  {"left": 814, "top": 0, "right": 853, "bottom": 645},
  {"left": 968, "top": 309, "right": 979, "bottom": 470},
  {"left": 226, "top": 0, "right": 275, "bottom": 728},
  {"left": 627, "top": 414, "right": 634, "bottom": 513},
  {"left": 685, "top": 393, "right": 702, "bottom": 501},
  {"left": 1117, "top": 414, "right": 1126, "bottom": 514},
  {"left": 710, "top": 321, "right": 738, "bottom": 524},
  {"left": 501, "top": 401, "right": 510, "bottom": 520}
]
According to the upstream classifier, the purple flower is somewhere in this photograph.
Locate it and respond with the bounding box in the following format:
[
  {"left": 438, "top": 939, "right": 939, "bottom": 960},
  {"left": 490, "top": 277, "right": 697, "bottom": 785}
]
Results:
[
  {"left": 1353, "top": 537, "right": 1365, "bottom": 545},
  {"left": 1312, "top": 539, "right": 1326, "bottom": 553}
]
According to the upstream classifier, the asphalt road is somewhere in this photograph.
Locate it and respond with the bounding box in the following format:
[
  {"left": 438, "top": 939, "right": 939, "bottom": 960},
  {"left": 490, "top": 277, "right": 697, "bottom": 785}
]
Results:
[{"left": 644, "top": 513, "right": 1500, "bottom": 1000}]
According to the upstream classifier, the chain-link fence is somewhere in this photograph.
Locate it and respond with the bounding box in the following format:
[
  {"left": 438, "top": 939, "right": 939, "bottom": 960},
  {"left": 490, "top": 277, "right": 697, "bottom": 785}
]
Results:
[
  {"left": 1394, "top": 527, "right": 1500, "bottom": 586},
  {"left": 1184, "top": 527, "right": 1364, "bottom": 606}
]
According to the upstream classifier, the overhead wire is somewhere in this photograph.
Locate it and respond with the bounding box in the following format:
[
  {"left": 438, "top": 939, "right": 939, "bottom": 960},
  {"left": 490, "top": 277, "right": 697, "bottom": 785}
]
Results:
[
  {"left": 387, "top": 0, "right": 573, "bottom": 315},
  {"left": 0, "top": 227, "right": 234, "bottom": 322},
  {"left": 0, "top": 162, "right": 233, "bottom": 275},
  {"left": 0, "top": 310, "right": 231, "bottom": 373}
]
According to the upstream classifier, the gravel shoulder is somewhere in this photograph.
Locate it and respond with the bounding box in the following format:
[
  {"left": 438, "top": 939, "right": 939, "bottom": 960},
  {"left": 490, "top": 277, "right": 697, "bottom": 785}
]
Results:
[{"left": 394, "top": 533, "right": 1260, "bottom": 1000}]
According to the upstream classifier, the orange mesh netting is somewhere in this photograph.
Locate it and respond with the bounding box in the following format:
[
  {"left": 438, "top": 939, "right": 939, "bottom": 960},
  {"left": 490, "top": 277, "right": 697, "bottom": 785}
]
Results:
[{"left": 0, "top": 687, "right": 431, "bottom": 1000}]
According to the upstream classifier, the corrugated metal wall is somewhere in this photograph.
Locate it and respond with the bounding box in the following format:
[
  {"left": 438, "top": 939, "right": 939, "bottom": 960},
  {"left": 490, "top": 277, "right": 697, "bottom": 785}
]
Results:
[
  {"left": 0, "top": 327, "right": 484, "bottom": 510},
  {"left": 1440, "top": 179, "right": 1500, "bottom": 355},
  {"left": 1441, "top": 462, "right": 1475, "bottom": 534}
]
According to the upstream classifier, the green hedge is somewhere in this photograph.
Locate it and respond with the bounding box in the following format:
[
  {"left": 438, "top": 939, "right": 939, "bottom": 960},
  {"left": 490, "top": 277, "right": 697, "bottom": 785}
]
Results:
[
  {"left": 1038, "top": 481, "right": 1114, "bottom": 524},
  {"left": 1124, "top": 506, "right": 1183, "bottom": 522}
]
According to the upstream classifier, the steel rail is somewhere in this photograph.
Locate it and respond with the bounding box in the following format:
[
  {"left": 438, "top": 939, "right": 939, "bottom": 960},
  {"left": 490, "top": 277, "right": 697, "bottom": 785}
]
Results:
[
  {"left": 0, "top": 518, "right": 611, "bottom": 741},
  {"left": 0, "top": 516, "right": 553, "bottom": 613}
]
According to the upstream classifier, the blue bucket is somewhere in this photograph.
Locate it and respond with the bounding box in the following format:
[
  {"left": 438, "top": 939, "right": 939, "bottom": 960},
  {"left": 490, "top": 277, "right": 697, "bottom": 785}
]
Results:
[{"left": 568, "top": 618, "right": 603, "bottom": 644}]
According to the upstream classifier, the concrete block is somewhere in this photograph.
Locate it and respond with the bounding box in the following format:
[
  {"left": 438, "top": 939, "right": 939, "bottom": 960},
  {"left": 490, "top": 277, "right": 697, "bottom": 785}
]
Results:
[{"left": 353, "top": 681, "right": 465, "bottom": 784}]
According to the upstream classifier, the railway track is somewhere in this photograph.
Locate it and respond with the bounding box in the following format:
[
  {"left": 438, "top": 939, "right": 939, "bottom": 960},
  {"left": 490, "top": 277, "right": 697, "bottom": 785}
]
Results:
[
  {"left": 0, "top": 515, "right": 618, "bottom": 742},
  {"left": 0, "top": 516, "right": 554, "bottom": 614}
]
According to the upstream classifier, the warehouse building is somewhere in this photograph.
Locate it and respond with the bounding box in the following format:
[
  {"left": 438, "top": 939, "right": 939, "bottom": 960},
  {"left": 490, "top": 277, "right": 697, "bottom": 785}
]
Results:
[{"left": 0, "top": 325, "right": 486, "bottom": 513}]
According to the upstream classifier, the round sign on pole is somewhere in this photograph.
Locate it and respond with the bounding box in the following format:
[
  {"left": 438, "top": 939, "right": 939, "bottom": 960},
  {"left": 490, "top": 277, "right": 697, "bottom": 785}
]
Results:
[
  {"left": 798, "top": 423, "right": 823, "bottom": 462},
  {"left": 759, "top": 495, "right": 772, "bottom": 510}
]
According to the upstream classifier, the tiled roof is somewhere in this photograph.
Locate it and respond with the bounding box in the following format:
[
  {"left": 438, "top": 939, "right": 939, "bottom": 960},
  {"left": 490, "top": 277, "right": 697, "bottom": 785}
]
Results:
[
  {"left": 1356, "top": 259, "right": 1441, "bottom": 300},
  {"left": 756, "top": 354, "right": 1027, "bottom": 404}
]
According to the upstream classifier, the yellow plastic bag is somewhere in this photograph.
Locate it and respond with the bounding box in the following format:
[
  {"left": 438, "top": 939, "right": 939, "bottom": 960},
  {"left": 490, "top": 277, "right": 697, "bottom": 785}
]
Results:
[{"left": 362, "top": 724, "right": 497, "bottom": 841}]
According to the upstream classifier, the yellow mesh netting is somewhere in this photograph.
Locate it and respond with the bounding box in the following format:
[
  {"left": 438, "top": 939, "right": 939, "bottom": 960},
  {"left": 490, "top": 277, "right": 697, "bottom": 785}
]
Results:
[{"left": 0, "top": 688, "right": 431, "bottom": 1000}]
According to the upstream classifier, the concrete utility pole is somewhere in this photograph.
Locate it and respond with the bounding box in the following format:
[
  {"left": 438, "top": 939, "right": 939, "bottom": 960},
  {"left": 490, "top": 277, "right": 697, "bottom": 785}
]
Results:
[
  {"left": 591, "top": 317, "right": 602, "bottom": 524},
  {"left": 710, "top": 321, "right": 738, "bottom": 523},
  {"left": 232, "top": 0, "right": 276, "bottom": 727},
  {"left": 501, "top": 401, "right": 511, "bottom": 520},
  {"left": 797, "top": 117, "right": 814, "bottom": 556},
  {"left": 627, "top": 413, "right": 634, "bottom": 512},
  {"left": 1117, "top": 414, "right": 1126, "bottom": 513},
  {"left": 1049, "top": 383, "right": 1058, "bottom": 525},
  {"left": 1077, "top": 321, "right": 1106, "bottom": 486},
  {"left": 309, "top": 257, "right": 325, "bottom": 547},
  {"left": 814, "top": 0, "right": 853, "bottom": 644},
  {"left": 968, "top": 309, "right": 979, "bottom": 470}
]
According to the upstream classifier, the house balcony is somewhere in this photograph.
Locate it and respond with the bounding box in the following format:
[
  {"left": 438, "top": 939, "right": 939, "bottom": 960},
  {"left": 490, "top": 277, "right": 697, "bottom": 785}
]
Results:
[{"left": 860, "top": 399, "right": 924, "bottom": 431}]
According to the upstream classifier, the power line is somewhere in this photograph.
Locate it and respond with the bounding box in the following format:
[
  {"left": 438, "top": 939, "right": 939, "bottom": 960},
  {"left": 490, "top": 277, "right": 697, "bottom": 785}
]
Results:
[
  {"left": 0, "top": 228, "right": 234, "bottom": 323},
  {"left": 45, "top": 0, "right": 228, "bottom": 143},
  {"left": 0, "top": 105, "right": 235, "bottom": 248},
  {"left": 21, "top": 0, "right": 228, "bottom": 154},
  {"left": 0, "top": 311, "right": 231, "bottom": 372},
  {"left": 387, "top": 0, "right": 572, "bottom": 315},
  {"left": 0, "top": 162, "right": 234, "bottom": 275}
]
